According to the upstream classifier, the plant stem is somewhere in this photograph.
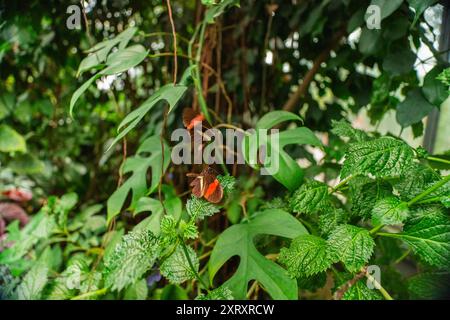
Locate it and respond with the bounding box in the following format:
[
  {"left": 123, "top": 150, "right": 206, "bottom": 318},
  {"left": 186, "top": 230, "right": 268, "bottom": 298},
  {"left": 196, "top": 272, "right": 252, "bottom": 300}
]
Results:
[
  {"left": 363, "top": 269, "right": 393, "bottom": 300},
  {"left": 407, "top": 175, "right": 450, "bottom": 206},
  {"left": 71, "top": 288, "right": 107, "bottom": 300},
  {"left": 179, "top": 238, "right": 209, "bottom": 290},
  {"left": 394, "top": 249, "right": 411, "bottom": 265},
  {"left": 369, "top": 224, "right": 384, "bottom": 235},
  {"left": 427, "top": 156, "right": 450, "bottom": 165},
  {"left": 329, "top": 175, "right": 354, "bottom": 194}
]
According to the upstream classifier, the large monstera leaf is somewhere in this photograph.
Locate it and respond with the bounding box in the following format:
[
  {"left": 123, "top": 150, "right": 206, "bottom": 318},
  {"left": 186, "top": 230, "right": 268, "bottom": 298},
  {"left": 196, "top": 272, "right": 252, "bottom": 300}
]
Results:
[
  {"left": 107, "top": 136, "right": 170, "bottom": 223},
  {"left": 208, "top": 209, "right": 308, "bottom": 299},
  {"left": 242, "top": 111, "right": 322, "bottom": 191}
]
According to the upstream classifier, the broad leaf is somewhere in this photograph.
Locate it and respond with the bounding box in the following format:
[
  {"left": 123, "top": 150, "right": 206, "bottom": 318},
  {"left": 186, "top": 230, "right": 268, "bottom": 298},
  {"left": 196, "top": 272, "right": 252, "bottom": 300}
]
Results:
[
  {"left": 370, "top": 0, "right": 404, "bottom": 20},
  {"left": 331, "top": 119, "right": 368, "bottom": 143},
  {"left": 318, "top": 208, "right": 348, "bottom": 236},
  {"left": 107, "top": 84, "right": 188, "bottom": 150},
  {"left": 16, "top": 263, "right": 48, "bottom": 300},
  {"left": 328, "top": 225, "right": 375, "bottom": 272},
  {"left": 388, "top": 213, "right": 450, "bottom": 268},
  {"left": 208, "top": 209, "right": 308, "bottom": 299},
  {"left": 422, "top": 66, "right": 449, "bottom": 106},
  {"left": 342, "top": 279, "right": 382, "bottom": 300},
  {"left": 407, "top": 0, "right": 439, "bottom": 26},
  {"left": 196, "top": 286, "right": 234, "bottom": 300},
  {"left": 279, "top": 234, "right": 337, "bottom": 278},
  {"left": 186, "top": 197, "right": 220, "bottom": 221},
  {"left": 341, "top": 137, "right": 414, "bottom": 178},
  {"left": 9, "top": 153, "right": 44, "bottom": 174},
  {"left": 243, "top": 111, "right": 322, "bottom": 191},
  {"left": 396, "top": 89, "right": 435, "bottom": 127},
  {"left": 103, "top": 229, "right": 160, "bottom": 291},
  {"left": 408, "top": 271, "right": 450, "bottom": 299},
  {"left": 0, "top": 124, "right": 26, "bottom": 153},
  {"left": 371, "top": 197, "right": 409, "bottom": 226},
  {"left": 107, "top": 136, "right": 170, "bottom": 223},
  {"left": 290, "top": 180, "right": 330, "bottom": 215},
  {"left": 160, "top": 245, "right": 199, "bottom": 284},
  {"left": 349, "top": 178, "right": 393, "bottom": 219}
]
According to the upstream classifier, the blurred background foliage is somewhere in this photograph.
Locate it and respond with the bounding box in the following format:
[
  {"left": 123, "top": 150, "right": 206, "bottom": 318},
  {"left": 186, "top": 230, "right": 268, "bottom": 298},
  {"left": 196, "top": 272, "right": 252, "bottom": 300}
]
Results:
[{"left": 0, "top": 0, "right": 448, "bottom": 225}]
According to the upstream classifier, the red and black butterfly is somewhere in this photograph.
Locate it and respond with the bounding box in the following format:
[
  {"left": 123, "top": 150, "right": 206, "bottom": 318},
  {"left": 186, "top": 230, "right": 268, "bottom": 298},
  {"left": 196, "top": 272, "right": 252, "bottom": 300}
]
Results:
[
  {"left": 186, "top": 166, "right": 223, "bottom": 203},
  {"left": 183, "top": 108, "right": 207, "bottom": 130}
]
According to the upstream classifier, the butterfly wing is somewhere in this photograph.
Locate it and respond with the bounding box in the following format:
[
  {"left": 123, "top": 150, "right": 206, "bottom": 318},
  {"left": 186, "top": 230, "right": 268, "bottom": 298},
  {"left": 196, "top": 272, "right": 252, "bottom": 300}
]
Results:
[{"left": 202, "top": 167, "right": 223, "bottom": 203}]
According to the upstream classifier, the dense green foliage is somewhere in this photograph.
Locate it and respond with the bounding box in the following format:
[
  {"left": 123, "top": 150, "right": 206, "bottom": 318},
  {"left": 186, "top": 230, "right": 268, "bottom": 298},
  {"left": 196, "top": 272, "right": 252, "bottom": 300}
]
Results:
[{"left": 0, "top": 0, "right": 449, "bottom": 300}]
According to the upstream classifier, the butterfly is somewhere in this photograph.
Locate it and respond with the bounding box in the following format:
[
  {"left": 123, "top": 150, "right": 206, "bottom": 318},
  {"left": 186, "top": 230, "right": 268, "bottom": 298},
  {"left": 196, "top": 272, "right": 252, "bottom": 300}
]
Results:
[
  {"left": 183, "top": 107, "right": 207, "bottom": 131},
  {"left": 186, "top": 166, "right": 223, "bottom": 203}
]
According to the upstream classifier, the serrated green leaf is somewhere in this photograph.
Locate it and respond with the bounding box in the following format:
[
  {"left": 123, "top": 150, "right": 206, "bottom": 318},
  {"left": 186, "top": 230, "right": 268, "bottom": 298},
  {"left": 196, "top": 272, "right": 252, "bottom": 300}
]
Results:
[
  {"left": 104, "top": 229, "right": 160, "bottom": 291},
  {"left": 186, "top": 196, "right": 220, "bottom": 221},
  {"left": 350, "top": 178, "right": 393, "bottom": 218},
  {"left": 331, "top": 119, "right": 368, "bottom": 143},
  {"left": 342, "top": 279, "right": 382, "bottom": 300},
  {"left": 16, "top": 263, "right": 48, "bottom": 300},
  {"left": 196, "top": 286, "right": 234, "bottom": 300},
  {"left": 318, "top": 208, "right": 348, "bottom": 236},
  {"left": 160, "top": 245, "right": 199, "bottom": 284},
  {"left": 0, "top": 125, "right": 26, "bottom": 153},
  {"left": 393, "top": 163, "right": 440, "bottom": 200},
  {"left": 279, "top": 234, "right": 337, "bottom": 278},
  {"left": 328, "top": 225, "right": 375, "bottom": 272},
  {"left": 209, "top": 209, "right": 308, "bottom": 299},
  {"left": 217, "top": 174, "right": 236, "bottom": 194},
  {"left": 290, "top": 180, "right": 330, "bottom": 215},
  {"left": 408, "top": 271, "right": 450, "bottom": 299},
  {"left": 371, "top": 197, "right": 409, "bottom": 226},
  {"left": 341, "top": 137, "right": 414, "bottom": 178},
  {"left": 107, "top": 136, "right": 170, "bottom": 223},
  {"left": 387, "top": 213, "right": 450, "bottom": 268}
]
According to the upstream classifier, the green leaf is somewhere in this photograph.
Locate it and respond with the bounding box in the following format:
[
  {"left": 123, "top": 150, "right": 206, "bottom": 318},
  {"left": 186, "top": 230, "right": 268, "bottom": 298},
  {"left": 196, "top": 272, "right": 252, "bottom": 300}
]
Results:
[
  {"left": 327, "top": 225, "right": 375, "bottom": 272},
  {"left": 0, "top": 93, "right": 14, "bottom": 120},
  {"left": 255, "top": 111, "right": 302, "bottom": 130},
  {"left": 103, "top": 229, "right": 160, "bottom": 291},
  {"left": 279, "top": 234, "right": 336, "bottom": 278},
  {"left": 393, "top": 162, "right": 440, "bottom": 200},
  {"left": 0, "top": 124, "right": 26, "bottom": 153},
  {"left": 107, "top": 136, "right": 170, "bottom": 223},
  {"left": 196, "top": 286, "right": 234, "bottom": 300},
  {"left": 243, "top": 113, "right": 322, "bottom": 191},
  {"left": 160, "top": 245, "right": 199, "bottom": 284},
  {"left": 186, "top": 197, "right": 220, "bottom": 221},
  {"left": 69, "top": 74, "right": 99, "bottom": 117},
  {"left": 331, "top": 119, "right": 368, "bottom": 143},
  {"left": 9, "top": 153, "right": 44, "bottom": 174},
  {"left": 108, "top": 84, "right": 187, "bottom": 150},
  {"left": 78, "top": 27, "right": 138, "bottom": 76},
  {"left": 318, "top": 208, "right": 348, "bottom": 236},
  {"left": 209, "top": 209, "right": 308, "bottom": 299},
  {"left": 342, "top": 279, "right": 382, "bottom": 300},
  {"left": 204, "top": 0, "right": 240, "bottom": 23},
  {"left": 408, "top": 271, "right": 450, "bottom": 299},
  {"left": 124, "top": 279, "right": 149, "bottom": 300},
  {"left": 217, "top": 174, "right": 236, "bottom": 194},
  {"left": 388, "top": 213, "right": 450, "bottom": 268},
  {"left": 290, "top": 180, "right": 330, "bottom": 215},
  {"left": 407, "top": 0, "right": 439, "bottom": 26},
  {"left": 422, "top": 66, "right": 449, "bottom": 106},
  {"left": 341, "top": 137, "right": 414, "bottom": 178},
  {"left": 370, "top": 0, "right": 404, "bottom": 20},
  {"left": 359, "top": 28, "right": 382, "bottom": 55},
  {"left": 101, "top": 45, "right": 148, "bottom": 75},
  {"left": 371, "top": 197, "right": 409, "bottom": 226},
  {"left": 349, "top": 178, "right": 393, "bottom": 219},
  {"left": 382, "top": 48, "right": 416, "bottom": 76},
  {"left": 16, "top": 263, "right": 48, "bottom": 300},
  {"left": 396, "top": 89, "right": 436, "bottom": 127}
]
